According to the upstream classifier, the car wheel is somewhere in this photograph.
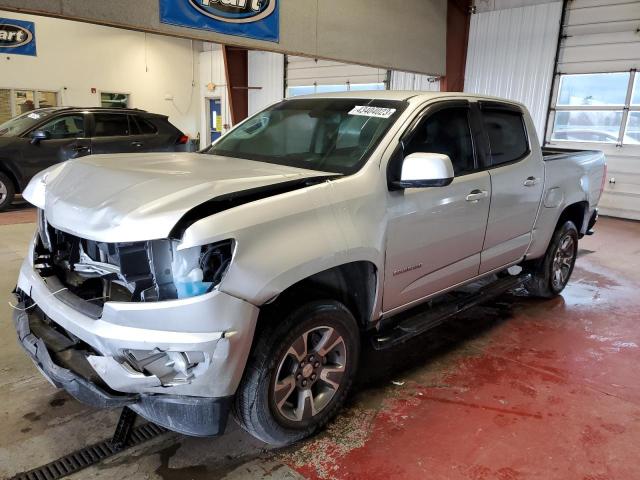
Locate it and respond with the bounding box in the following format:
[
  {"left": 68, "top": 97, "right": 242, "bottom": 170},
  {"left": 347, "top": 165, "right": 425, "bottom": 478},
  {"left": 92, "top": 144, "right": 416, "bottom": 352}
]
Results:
[
  {"left": 234, "top": 300, "right": 360, "bottom": 446},
  {"left": 526, "top": 221, "right": 578, "bottom": 298},
  {"left": 0, "top": 173, "right": 16, "bottom": 212}
]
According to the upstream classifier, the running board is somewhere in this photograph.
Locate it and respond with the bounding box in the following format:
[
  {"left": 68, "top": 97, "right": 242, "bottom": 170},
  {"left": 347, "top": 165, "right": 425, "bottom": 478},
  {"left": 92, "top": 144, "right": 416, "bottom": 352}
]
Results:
[{"left": 372, "top": 273, "right": 531, "bottom": 350}]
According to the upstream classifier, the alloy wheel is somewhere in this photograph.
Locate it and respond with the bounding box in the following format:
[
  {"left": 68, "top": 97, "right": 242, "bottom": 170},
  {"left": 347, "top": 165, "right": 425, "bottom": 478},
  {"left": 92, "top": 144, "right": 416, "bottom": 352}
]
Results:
[
  {"left": 551, "top": 234, "right": 576, "bottom": 290},
  {"left": 272, "top": 326, "right": 347, "bottom": 423},
  {"left": 0, "top": 180, "right": 7, "bottom": 204}
]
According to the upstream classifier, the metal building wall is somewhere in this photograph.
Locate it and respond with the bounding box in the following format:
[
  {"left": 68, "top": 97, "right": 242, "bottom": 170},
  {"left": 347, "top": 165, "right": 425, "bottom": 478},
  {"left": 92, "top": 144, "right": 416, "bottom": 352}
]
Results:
[
  {"left": 248, "top": 51, "right": 285, "bottom": 116},
  {"left": 464, "top": 1, "right": 563, "bottom": 139}
]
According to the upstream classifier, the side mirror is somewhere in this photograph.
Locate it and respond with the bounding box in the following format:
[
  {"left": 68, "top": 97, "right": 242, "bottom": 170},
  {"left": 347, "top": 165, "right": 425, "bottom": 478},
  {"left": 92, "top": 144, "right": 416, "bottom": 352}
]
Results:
[
  {"left": 391, "top": 152, "right": 455, "bottom": 190},
  {"left": 30, "top": 130, "right": 51, "bottom": 144}
]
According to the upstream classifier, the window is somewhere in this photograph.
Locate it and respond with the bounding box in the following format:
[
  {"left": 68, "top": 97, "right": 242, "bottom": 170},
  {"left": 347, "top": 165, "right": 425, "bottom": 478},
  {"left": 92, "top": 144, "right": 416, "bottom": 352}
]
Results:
[
  {"left": 15, "top": 90, "right": 36, "bottom": 114},
  {"left": 286, "top": 83, "right": 386, "bottom": 98},
  {"left": 101, "top": 92, "right": 130, "bottom": 109},
  {"left": 93, "top": 114, "right": 130, "bottom": 137},
  {"left": 130, "top": 116, "right": 157, "bottom": 135},
  {"left": 40, "top": 115, "right": 85, "bottom": 139},
  {"left": 0, "top": 89, "right": 10, "bottom": 124},
  {"left": 404, "top": 107, "right": 475, "bottom": 175},
  {"left": 0, "top": 89, "right": 58, "bottom": 124},
  {"left": 208, "top": 98, "right": 406, "bottom": 174},
  {"left": 551, "top": 72, "right": 640, "bottom": 145},
  {"left": 482, "top": 109, "right": 529, "bottom": 165}
]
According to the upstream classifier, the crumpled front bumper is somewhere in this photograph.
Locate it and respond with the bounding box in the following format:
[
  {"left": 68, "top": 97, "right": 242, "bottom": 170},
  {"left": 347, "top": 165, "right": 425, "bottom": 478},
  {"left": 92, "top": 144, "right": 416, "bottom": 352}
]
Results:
[
  {"left": 13, "top": 304, "right": 233, "bottom": 436},
  {"left": 13, "top": 247, "right": 260, "bottom": 436}
]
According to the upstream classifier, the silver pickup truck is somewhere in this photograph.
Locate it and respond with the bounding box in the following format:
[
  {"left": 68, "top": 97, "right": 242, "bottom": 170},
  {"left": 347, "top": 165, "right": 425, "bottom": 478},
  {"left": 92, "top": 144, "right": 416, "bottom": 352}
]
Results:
[{"left": 13, "top": 92, "right": 605, "bottom": 446}]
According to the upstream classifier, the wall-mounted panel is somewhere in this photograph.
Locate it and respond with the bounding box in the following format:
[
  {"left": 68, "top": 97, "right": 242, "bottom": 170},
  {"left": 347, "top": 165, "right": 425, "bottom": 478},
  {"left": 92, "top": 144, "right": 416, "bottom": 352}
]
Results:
[{"left": 0, "top": 0, "right": 447, "bottom": 75}]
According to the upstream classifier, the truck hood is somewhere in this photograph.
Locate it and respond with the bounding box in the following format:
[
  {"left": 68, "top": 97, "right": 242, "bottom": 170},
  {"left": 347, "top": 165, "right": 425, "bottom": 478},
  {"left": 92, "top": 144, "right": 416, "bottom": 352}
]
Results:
[{"left": 32, "top": 153, "right": 333, "bottom": 243}]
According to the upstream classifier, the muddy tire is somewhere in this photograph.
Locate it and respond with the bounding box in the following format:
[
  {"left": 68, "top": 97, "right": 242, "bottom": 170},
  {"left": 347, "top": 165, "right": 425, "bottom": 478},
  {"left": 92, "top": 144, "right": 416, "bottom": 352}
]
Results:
[
  {"left": 234, "top": 300, "right": 360, "bottom": 446},
  {"left": 0, "top": 172, "right": 15, "bottom": 212},
  {"left": 526, "top": 221, "right": 578, "bottom": 298}
]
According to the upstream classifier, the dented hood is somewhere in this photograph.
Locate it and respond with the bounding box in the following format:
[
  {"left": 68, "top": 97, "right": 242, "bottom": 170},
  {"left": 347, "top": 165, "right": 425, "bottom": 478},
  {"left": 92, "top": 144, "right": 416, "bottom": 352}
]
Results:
[{"left": 37, "top": 153, "right": 330, "bottom": 243}]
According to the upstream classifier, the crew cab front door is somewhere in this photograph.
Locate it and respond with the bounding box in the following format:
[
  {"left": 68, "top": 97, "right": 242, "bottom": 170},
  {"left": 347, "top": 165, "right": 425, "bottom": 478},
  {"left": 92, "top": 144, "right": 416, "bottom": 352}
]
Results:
[
  {"left": 20, "top": 113, "right": 91, "bottom": 180},
  {"left": 383, "top": 102, "right": 491, "bottom": 312}
]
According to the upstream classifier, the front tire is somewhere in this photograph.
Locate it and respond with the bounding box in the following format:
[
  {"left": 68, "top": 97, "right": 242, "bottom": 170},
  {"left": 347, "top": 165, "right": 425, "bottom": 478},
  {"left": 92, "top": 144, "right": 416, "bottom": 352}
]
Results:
[
  {"left": 234, "top": 300, "right": 360, "bottom": 446},
  {"left": 0, "top": 172, "right": 15, "bottom": 212},
  {"left": 526, "top": 220, "right": 578, "bottom": 298}
]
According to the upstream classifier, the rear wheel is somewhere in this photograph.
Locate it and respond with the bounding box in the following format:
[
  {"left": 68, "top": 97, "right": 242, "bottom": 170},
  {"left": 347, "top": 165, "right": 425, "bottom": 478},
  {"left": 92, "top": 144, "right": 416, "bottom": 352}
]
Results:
[
  {"left": 234, "top": 300, "right": 360, "bottom": 446},
  {"left": 526, "top": 221, "right": 578, "bottom": 298},
  {"left": 0, "top": 173, "right": 15, "bottom": 212}
]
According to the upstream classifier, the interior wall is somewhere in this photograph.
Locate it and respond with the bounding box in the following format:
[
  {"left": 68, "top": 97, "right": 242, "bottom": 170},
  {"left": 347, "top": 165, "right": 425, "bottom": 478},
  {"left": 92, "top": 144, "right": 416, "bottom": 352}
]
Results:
[
  {"left": 464, "top": 1, "right": 562, "bottom": 139},
  {"left": 248, "top": 51, "right": 284, "bottom": 116},
  {"left": 0, "top": 0, "right": 447, "bottom": 76},
  {"left": 0, "top": 12, "right": 201, "bottom": 138}
]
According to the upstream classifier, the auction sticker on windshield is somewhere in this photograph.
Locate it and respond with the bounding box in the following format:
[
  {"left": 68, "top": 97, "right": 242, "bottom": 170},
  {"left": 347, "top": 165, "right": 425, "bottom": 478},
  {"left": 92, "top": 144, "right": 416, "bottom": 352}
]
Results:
[{"left": 349, "top": 106, "right": 397, "bottom": 118}]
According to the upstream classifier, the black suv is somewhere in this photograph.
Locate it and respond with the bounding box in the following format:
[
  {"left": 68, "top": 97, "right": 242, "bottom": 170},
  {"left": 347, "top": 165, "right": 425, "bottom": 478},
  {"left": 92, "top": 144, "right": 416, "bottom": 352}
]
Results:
[{"left": 0, "top": 107, "right": 190, "bottom": 210}]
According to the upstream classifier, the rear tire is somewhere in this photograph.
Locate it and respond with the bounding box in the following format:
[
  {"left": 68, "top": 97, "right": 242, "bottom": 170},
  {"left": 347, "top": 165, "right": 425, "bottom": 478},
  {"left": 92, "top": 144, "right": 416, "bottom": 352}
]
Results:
[
  {"left": 526, "top": 221, "right": 578, "bottom": 298},
  {"left": 234, "top": 300, "right": 360, "bottom": 446},
  {"left": 0, "top": 172, "right": 15, "bottom": 212}
]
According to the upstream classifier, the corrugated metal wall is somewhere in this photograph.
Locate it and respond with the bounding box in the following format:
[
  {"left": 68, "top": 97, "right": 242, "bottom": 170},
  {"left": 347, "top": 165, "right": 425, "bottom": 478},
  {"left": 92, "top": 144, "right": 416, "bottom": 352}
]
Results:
[
  {"left": 248, "top": 51, "right": 285, "bottom": 116},
  {"left": 464, "top": 1, "right": 563, "bottom": 139},
  {"left": 390, "top": 72, "right": 441, "bottom": 91}
]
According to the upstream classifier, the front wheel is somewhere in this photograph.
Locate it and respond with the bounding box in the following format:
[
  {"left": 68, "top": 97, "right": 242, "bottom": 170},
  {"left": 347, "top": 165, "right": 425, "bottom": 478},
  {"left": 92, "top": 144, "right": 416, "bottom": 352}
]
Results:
[
  {"left": 526, "top": 220, "right": 578, "bottom": 298},
  {"left": 0, "top": 172, "right": 15, "bottom": 212},
  {"left": 234, "top": 300, "right": 360, "bottom": 446}
]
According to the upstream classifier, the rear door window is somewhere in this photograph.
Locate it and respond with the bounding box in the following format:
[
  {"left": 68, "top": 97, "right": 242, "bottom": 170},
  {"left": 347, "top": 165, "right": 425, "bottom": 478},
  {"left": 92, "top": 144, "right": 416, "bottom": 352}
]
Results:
[
  {"left": 481, "top": 109, "right": 529, "bottom": 166},
  {"left": 130, "top": 116, "right": 158, "bottom": 135},
  {"left": 93, "top": 114, "right": 130, "bottom": 137}
]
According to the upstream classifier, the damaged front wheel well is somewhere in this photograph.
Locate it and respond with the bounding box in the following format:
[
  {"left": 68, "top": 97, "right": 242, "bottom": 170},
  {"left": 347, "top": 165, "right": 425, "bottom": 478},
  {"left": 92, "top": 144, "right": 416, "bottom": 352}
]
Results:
[{"left": 258, "top": 262, "right": 378, "bottom": 332}]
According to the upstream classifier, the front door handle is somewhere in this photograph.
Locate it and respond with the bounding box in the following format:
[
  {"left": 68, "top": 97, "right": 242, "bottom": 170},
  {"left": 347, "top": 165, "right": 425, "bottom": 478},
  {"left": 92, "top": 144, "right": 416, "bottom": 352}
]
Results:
[
  {"left": 71, "top": 145, "right": 91, "bottom": 155},
  {"left": 523, "top": 176, "right": 539, "bottom": 187},
  {"left": 466, "top": 190, "right": 489, "bottom": 202},
  {"left": 131, "top": 141, "right": 144, "bottom": 148}
]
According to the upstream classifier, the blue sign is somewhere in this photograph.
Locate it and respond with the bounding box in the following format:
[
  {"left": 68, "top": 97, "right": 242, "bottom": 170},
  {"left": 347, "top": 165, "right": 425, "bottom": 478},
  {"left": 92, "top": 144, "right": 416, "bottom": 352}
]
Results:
[
  {"left": 160, "top": 0, "right": 279, "bottom": 43},
  {"left": 0, "top": 17, "right": 36, "bottom": 56}
]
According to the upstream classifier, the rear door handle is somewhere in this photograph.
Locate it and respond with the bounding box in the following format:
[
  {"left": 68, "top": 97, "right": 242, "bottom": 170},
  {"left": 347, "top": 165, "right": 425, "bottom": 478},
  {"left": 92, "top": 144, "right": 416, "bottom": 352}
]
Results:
[
  {"left": 466, "top": 190, "right": 489, "bottom": 202},
  {"left": 131, "top": 141, "right": 144, "bottom": 148},
  {"left": 523, "top": 176, "right": 539, "bottom": 187}
]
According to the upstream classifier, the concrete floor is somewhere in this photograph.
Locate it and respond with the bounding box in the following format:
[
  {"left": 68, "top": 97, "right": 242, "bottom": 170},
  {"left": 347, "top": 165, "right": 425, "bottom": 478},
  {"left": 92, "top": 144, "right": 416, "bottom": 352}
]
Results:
[{"left": 1, "top": 210, "right": 639, "bottom": 480}]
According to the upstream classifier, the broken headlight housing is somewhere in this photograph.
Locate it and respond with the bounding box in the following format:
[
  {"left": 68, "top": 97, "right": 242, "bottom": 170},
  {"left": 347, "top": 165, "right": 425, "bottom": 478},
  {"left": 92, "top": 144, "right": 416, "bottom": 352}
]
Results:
[{"left": 171, "top": 240, "right": 234, "bottom": 299}]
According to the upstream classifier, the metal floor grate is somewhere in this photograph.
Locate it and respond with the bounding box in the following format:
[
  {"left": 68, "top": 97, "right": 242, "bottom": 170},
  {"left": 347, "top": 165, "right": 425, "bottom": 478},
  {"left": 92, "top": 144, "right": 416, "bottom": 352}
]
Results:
[{"left": 9, "top": 422, "right": 167, "bottom": 480}]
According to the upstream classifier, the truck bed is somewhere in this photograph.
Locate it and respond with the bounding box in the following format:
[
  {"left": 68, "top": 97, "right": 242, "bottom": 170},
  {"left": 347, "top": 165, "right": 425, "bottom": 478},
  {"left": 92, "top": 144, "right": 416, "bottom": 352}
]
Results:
[{"left": 541, "top": 146, "right": 603, "bottom": 162}]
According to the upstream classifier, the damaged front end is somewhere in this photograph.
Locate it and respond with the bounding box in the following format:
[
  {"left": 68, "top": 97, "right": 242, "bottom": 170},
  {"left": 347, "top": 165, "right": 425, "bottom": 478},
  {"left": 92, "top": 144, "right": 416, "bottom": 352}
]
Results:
[
  {"left": 13, "top": 210, "right": 259, "bottom": 437},
  {"left": 35, "top": 209, "right": 233, "bottom": 309}
]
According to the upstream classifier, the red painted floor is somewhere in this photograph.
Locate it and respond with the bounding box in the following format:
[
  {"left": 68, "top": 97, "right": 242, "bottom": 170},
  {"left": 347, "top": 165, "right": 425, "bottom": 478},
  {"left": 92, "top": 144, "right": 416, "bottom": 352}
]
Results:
[{"left": 281, "top": 217, "right": 640, "bottom": 480}]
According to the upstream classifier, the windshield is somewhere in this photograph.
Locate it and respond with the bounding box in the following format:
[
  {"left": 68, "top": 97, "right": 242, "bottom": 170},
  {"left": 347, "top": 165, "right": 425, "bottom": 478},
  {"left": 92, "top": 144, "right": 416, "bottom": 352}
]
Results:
[
  {"left": 205, "top": 98, "right": 407, "bottom": 174},
  {"left": 0, "top": 109, "right": 56, "bottom": 137}
]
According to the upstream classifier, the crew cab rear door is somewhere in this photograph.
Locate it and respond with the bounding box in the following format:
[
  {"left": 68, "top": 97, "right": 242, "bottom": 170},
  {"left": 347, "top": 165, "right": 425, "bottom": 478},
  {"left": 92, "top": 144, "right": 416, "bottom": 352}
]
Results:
[
  {"left": 383, "top": 101, "right": 491, "bottom": 312},
  {"left": 89, "top": 112, "right": 140, "bottom": 155},
  {"left": 476, "top": 102, "right": 544, "bottom": 274}
]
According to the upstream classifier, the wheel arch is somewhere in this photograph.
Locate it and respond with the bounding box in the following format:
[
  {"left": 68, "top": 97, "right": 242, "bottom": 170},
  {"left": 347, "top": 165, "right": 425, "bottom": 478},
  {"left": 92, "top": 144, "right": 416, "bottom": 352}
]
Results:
[
  {"left": 259, "top": 261, "right": 379, "bottom": 331},
  {"left": 556, "top": 200, "right": 590, "bottom": 236},
  {"left": 0, "top": 162, "right": 22, "bottom": 193}
]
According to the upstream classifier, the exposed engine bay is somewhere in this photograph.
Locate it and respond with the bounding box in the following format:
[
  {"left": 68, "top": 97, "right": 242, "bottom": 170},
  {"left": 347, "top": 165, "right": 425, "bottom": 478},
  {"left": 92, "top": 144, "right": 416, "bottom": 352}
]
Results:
[{"left": 34, "top": 210, "right": 232, "bottom": 308}]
